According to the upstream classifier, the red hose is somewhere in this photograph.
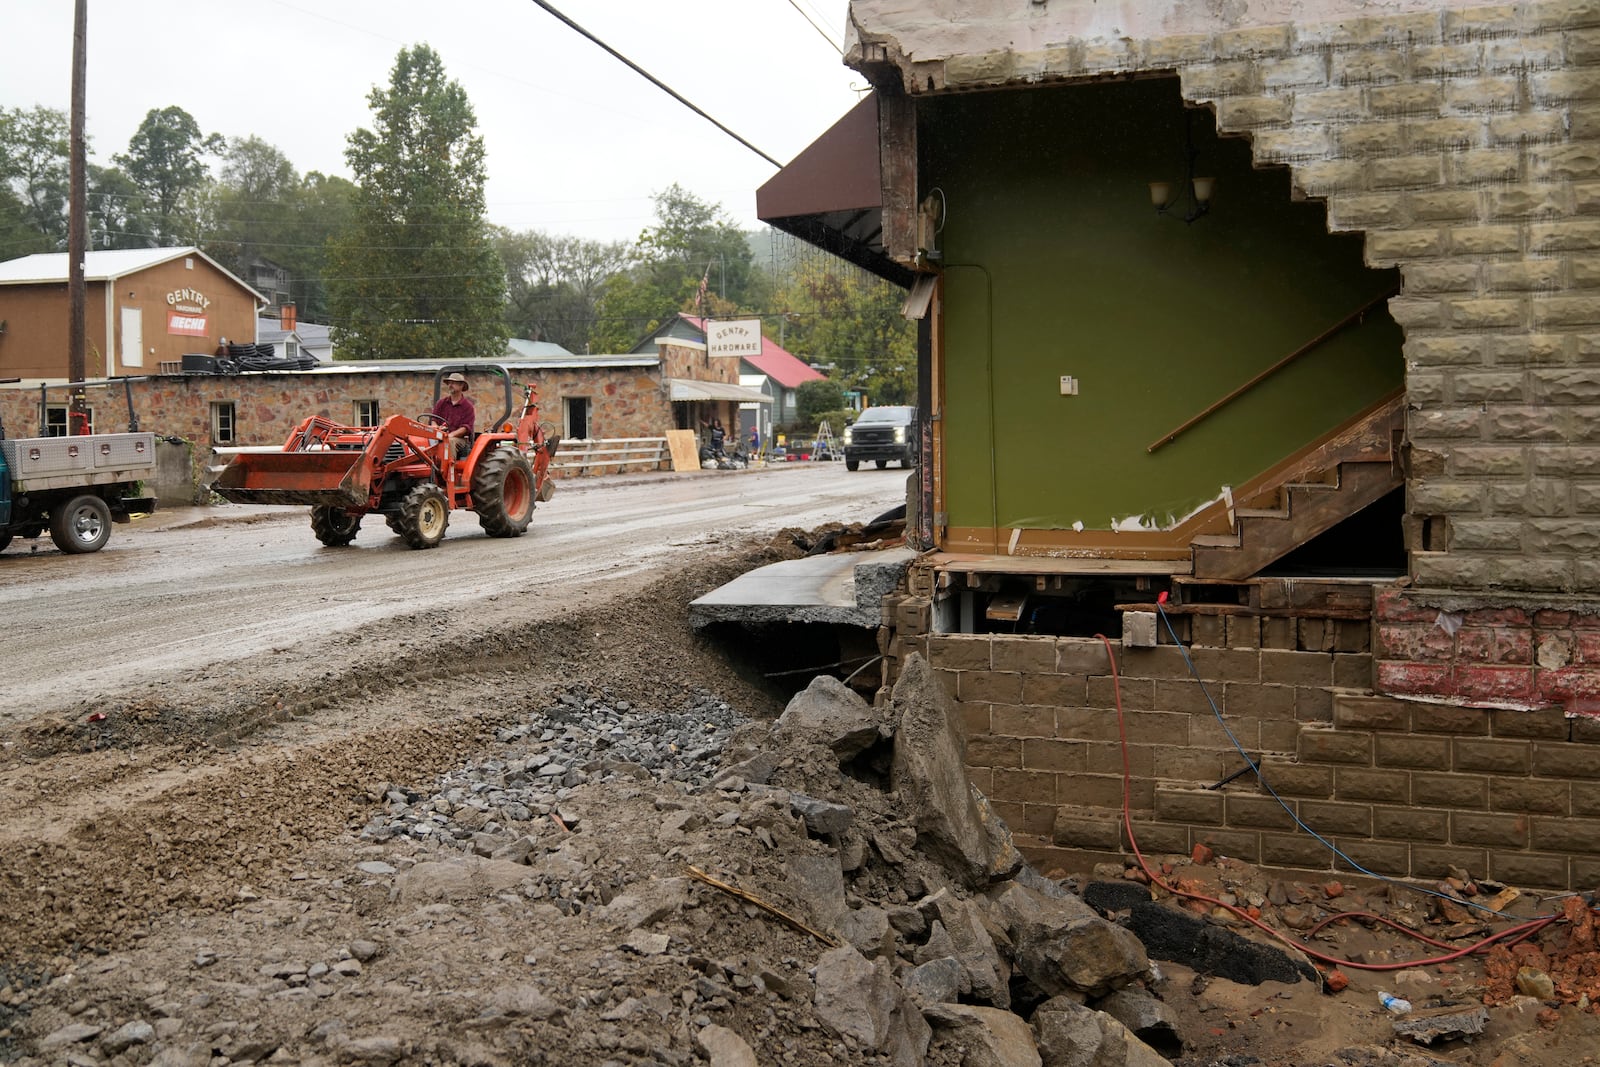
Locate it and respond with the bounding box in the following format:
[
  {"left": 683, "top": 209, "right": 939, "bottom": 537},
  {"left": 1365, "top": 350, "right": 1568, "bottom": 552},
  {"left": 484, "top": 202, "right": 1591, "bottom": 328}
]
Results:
[{"left": 1094, "top": 633, "right": 1564, "bottom": 973}]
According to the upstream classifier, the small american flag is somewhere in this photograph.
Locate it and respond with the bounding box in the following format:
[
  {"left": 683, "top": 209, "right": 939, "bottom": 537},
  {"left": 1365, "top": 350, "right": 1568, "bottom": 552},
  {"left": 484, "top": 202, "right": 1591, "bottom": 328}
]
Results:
[{"left": 694, "top": 262, "right": 711, "bottom": 313}]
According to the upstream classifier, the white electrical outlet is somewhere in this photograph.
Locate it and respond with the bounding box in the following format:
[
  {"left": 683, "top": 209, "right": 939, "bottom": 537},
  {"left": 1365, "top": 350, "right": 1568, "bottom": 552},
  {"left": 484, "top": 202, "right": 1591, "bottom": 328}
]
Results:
[{"left": 1059, "top": 375, "right": 1078, "bottom": 396}]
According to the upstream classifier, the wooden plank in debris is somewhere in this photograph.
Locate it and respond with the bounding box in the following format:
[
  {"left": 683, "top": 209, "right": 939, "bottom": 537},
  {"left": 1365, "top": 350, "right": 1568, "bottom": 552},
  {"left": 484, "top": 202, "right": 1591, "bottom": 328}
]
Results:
[
  {"left": 665, "top": 429, "right": 700, "bottom": 472},
  {"left": 985, "top": 592, "right": 1029, "bottom": 622}
]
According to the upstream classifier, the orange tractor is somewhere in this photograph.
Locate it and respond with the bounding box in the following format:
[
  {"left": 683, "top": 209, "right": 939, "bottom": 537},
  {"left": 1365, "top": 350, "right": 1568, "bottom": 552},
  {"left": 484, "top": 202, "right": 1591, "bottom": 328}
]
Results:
[{"left": 212, "top": 365, "right": 558, "bottom": 549}]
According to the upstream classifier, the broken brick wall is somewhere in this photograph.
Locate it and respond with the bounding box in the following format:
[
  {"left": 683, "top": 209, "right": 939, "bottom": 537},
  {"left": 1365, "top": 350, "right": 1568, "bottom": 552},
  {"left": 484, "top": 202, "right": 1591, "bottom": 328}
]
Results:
[
  {"left": 853, "top": 1, "right": 1600, "bottom": 704},
  {"left": 880, "top": 591, "right": 1600, "bottom": 891}
]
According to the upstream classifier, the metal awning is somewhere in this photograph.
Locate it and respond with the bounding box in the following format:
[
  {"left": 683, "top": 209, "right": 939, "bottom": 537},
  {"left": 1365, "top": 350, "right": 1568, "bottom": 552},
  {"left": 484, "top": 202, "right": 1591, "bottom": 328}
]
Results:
[
  {"left": 757, "top": 94, "right": 913, "bottom": 288},
  {"left": 667, "top": 378, "right": 772, "bottom": 403}
]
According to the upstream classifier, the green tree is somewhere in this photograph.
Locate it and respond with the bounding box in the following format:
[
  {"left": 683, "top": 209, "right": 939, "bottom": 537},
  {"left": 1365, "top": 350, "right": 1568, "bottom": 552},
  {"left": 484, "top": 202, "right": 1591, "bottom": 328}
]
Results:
[
  {"left": 796, "top": 378, "right": 845, "bottom": 428},
  {"left": 327, "top": 45, "right": 507, "bottom": 360},
  {"left": 497, "top": 228, "right": 631, "bottom": 353},
  {"left": 85, "top": 164, "right": 151, "bottom": 249},
  {"left": 775, "top": 259, "right": 915, "bottom": 405},
  {"left": 0, "top": 105, "right": 72, "bottom": 251},
  {"left": 284, "top": 171, "right": 357, "bottom": 322},
  {"left": 588, "top": 184, "right": 761, "bottom": 352},
  {"left": 114, "top": 106, "right": 222, "bottom": 244}
]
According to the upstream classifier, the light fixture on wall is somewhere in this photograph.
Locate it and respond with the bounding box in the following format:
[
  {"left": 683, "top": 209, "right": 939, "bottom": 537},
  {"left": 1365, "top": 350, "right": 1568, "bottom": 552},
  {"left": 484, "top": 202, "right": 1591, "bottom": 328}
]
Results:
[{"left": 1148, "top": 109, "right": 1214, "bottom": 225}]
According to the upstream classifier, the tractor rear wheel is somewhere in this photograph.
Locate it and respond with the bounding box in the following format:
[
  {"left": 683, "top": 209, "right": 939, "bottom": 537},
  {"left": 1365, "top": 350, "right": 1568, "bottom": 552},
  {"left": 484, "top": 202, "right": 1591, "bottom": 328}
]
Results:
[
  {"left": 310, "top": 506, "right": 362, "bottom": 546},
  {"left": 473, "top": 447, "right": 535, "bottom": 537},
  {"left": 397, "top": 483, "right": 449, "bottom": 549},
  {"left": 50, "top": 494, "right": 112, "bottom": 554}
]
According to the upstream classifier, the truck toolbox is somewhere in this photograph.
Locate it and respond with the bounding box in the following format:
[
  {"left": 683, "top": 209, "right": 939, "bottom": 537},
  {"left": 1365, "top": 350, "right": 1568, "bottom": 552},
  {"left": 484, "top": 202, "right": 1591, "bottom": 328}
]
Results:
[{"left": 2, "top": 433, "right": 158, "bottom": 492}]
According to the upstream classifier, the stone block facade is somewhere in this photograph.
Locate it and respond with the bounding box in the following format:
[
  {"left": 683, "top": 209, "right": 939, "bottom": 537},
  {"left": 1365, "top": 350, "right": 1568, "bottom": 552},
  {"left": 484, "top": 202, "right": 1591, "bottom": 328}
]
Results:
[{"left": 0, "top": 363, "right": 675, "bottom": 500}]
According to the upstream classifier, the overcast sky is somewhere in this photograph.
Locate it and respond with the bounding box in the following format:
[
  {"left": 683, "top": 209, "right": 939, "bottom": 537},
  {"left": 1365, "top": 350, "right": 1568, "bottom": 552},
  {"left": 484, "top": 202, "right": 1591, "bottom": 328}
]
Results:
[{"left": 4, "top": 0, "right": 865, "bottom": 244}]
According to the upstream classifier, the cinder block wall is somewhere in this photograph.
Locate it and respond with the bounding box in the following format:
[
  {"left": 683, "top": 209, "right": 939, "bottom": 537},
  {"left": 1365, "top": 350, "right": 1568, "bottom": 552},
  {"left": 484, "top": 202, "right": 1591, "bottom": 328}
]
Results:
[{"left": 882, "top": 605, "right": 1600, "bottom": 890}]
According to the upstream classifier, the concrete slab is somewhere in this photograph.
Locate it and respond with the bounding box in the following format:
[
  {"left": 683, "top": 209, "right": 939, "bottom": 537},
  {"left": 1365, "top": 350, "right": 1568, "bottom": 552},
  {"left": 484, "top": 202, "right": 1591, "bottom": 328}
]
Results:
[{"left": 690, "top": 547, "right": 918, "bottom": 629}]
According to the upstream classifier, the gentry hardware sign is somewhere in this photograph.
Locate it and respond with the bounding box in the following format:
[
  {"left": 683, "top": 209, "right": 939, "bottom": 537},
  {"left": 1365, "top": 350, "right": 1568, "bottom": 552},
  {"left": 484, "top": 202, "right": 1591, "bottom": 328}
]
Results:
[
  {"left": 706, "top": 318, "right": 762, "bottom": 358},
  {"left": 166, "top": 286, "right": 212, "bottom": 338}
]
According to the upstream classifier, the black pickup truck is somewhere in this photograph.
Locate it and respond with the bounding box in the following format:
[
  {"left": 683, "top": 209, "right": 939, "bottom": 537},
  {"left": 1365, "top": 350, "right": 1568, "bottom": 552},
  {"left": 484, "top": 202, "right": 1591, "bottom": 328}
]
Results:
[{"left": 842, "top": 405, "right": 917, "bottom": 471}]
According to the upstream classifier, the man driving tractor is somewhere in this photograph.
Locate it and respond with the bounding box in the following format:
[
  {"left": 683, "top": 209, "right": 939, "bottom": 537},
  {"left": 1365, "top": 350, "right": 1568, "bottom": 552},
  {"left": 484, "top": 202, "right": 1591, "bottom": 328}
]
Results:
[{"left": 432, "top": 371, "right": 475, "bottom": 457}]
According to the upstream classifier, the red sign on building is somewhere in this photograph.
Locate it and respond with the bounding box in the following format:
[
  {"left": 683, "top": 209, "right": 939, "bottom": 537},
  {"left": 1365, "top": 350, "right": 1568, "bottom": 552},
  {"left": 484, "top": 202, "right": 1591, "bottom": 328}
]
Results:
[{"left": 168, "top": 311, "right": 209, "bottom": 337}]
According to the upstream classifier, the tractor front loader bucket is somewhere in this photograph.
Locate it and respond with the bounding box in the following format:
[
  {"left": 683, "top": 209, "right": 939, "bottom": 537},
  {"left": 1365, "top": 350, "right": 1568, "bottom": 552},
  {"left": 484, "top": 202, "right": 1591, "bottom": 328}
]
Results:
[{"left": 212, "top": 449, "right": 375, "bottom": 509}]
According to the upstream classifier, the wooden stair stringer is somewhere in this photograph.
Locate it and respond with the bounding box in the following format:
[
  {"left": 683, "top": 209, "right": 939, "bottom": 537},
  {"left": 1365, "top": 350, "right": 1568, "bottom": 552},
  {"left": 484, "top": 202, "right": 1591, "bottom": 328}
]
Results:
[{"left": 1193, "top": 460, "right": 1403, "bottom": 580}]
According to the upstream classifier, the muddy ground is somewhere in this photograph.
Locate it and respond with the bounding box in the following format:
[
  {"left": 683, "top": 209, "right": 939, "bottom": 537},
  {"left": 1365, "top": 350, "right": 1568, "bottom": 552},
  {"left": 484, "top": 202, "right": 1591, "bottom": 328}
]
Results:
[{"left": 2, "top": 521, "right": 1598, "bottom": 1066}]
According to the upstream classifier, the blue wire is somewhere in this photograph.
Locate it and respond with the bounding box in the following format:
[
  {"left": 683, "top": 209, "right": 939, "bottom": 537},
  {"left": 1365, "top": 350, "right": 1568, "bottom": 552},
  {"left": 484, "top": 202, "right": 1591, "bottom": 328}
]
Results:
[{"left": 1153, "top": 601, "right": 1545, "bottom": 923}]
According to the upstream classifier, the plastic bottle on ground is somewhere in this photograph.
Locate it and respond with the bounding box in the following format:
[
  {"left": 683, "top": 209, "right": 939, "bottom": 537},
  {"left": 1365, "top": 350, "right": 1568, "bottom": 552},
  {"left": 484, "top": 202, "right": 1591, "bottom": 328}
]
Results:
[{"left": 1377, "top": 992, "right": 1411, "bottom": 1015}]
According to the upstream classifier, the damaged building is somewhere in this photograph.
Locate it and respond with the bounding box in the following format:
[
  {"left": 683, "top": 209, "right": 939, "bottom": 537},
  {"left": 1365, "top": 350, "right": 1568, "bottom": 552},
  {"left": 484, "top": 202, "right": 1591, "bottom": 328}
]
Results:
[{"left": 757, "top": 1, "right": 1600, "bottom": 890}]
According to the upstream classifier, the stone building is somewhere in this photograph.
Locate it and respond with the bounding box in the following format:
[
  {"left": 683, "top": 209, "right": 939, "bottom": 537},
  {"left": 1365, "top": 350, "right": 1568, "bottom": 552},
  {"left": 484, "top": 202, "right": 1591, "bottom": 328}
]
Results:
[{"left": 761, "top": 1, "right": 1600, "bottom": 889}]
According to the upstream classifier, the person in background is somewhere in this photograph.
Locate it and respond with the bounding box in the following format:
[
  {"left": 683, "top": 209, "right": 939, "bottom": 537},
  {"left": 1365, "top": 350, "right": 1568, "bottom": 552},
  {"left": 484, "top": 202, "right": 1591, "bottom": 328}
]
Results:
[
  {"left": 748, "top": 424, "right": 760, "bottom": 454},
  {"left": 710, "top": 418, "right": 727, "bottom": 458},
  {"left": 432, "top": 372, "right": 475, "bottom": 458}
]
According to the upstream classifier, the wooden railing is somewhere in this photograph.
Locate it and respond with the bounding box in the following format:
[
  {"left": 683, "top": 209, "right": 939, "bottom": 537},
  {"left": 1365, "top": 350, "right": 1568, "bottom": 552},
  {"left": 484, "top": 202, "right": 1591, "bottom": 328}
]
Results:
[
  {"left": 1146, "top": 284, "right": 1401, "bottom": 454},
  {"left": 549, "top": 437, "right": 671, "bottom": 476}
]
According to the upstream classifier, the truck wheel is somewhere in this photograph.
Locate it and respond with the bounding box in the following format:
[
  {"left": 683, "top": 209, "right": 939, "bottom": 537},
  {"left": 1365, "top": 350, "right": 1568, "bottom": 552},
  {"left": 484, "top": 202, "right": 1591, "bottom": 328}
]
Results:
[
  {"left": 310, "top": 506, "right": 362, "bottom": 547},
  {"left": 846, "top": 460, "right": 860, "bottom": 471},
  {"left": 0, "top": 533, "right": 10, "bottom": 554},
  {"left": 50, "top": 494, "right": 113, "bottom": 554},
  {"left": 473, "top": 448, "right": 535, "bottom": 538},
  {"left": 397, "top": 483, "right": 449, "bottom": 549},
  {"left": 875, "top": 459, "right": 888, "bottom": 469}
]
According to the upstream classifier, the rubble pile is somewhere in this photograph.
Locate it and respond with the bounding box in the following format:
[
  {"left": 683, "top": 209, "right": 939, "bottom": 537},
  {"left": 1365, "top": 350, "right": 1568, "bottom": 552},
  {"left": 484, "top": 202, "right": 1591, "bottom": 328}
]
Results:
[
  {"left": 8, "top": 655, "right": 1181, "bottom": 1066},
  {"left": 12, "top": 651, "right": 1600, "bottom": 1065}
]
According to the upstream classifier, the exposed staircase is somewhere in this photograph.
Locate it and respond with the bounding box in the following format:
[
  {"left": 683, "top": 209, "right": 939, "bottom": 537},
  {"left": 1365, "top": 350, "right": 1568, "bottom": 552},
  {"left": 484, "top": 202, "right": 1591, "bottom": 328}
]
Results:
[{"left": 1188, "top": 392, "right": 1405, "bottom": 581}]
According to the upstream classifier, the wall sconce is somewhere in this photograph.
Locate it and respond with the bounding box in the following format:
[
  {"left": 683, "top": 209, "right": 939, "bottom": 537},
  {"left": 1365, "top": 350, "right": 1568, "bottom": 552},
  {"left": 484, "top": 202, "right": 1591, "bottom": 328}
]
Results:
[{"left": 1148, "top": 110, "right": 1214, "bottom": 225}]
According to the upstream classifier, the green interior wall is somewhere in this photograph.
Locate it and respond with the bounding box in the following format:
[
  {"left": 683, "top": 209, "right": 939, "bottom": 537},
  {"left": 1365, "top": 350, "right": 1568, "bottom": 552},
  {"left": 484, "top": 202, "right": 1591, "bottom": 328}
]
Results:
[{"left": 923, "top": 79, "right": 1403, "bottom": 534}]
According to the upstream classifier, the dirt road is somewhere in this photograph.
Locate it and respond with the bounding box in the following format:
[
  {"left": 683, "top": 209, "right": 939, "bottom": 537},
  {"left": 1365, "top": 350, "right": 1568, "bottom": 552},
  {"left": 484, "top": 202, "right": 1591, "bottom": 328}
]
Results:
[{"left": 0, "top": 463, "right": 906, "bottom": 724}]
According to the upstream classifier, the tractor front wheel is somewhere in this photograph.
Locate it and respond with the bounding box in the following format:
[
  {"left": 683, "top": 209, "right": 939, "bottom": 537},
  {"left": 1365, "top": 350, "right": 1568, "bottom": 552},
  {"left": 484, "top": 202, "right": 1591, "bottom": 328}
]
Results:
[
  {"left": 473, "top": 448, "right": 535, "bottom": 537},
  {"left": 310, "top": 506, "right": 362, "bottom": 546},
  {"left": 397, "top": 483, "right": 449, "bottom": 549}
]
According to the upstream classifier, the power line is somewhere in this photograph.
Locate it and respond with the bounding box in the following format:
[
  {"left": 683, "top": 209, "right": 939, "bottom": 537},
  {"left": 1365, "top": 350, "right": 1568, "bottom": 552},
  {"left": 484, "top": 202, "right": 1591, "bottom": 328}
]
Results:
[
  {"left": 525, "top": 0, "right": 782, "bottom": 169},
  {"left": 784, "top": 0, "right": 843, "bottom": 54}
]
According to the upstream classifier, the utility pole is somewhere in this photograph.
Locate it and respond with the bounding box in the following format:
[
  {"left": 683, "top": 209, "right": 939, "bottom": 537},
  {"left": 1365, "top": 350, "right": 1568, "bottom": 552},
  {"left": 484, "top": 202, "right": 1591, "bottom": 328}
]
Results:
[{"left": 66, "top": 0, "right": 88, "bottom": 404}]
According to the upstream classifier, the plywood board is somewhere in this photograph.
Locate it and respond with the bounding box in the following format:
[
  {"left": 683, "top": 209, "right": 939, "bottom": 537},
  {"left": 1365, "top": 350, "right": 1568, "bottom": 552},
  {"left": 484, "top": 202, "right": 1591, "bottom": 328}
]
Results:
[{"left": 666, "top": 429, "right": 700, "bottom": 472}]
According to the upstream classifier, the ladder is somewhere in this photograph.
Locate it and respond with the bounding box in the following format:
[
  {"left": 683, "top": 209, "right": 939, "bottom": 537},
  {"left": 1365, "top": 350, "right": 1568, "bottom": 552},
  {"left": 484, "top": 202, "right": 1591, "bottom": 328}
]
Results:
[{"left": 813, "top": 420, "right": 842, "bottom": 461}]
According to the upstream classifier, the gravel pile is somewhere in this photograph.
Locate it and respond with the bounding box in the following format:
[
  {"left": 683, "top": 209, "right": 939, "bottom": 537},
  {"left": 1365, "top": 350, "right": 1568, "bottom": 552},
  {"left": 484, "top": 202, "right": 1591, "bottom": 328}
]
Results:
[{"left": 360, "top": 687, "right": 748, "bottom": 847}]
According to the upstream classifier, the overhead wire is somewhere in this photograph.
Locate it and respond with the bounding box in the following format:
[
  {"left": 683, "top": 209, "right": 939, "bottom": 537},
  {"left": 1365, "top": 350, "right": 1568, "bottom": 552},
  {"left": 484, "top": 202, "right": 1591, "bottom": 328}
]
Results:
[
  {"left": 525, "top": 0, "right": 782, "bottom": 169},
  {"left": 783, "top": 0, "right": 844, "bottom": 54}
]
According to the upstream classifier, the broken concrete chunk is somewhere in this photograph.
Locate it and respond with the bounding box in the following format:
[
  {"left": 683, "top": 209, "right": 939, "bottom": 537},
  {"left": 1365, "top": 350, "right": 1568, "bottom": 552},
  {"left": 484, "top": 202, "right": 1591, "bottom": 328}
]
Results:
[
  {"left": 696, "top": 1023, "right": 759, "bottom": 1067},
  {"left": 786, "top": 853, "right": 847, "bottom": 931},
  {"left": 889, "top": 653, "right": 1006, "bottom": 887},
  {"left": 813, "top": 944, "right": 931, "bottom": 1066},
  {"left": 838, "top": 905, "right": 893, "bottom": 958},
  {"left": 789, "top": 793, "right": 854, "bottom": 836},
  {"left": 1094, "top": 987, "right": 1180, "bottom": 1054},
  {"left": 603, "top": 878, "right": 691, "bottom": 929},
  {"left": 393, "top": 858, "right": 533, "bottom": 903},
  {"left": 1031, "top": 995, "right": 1171, "bottom": 1067},
  {"left": 775, "top": 674, "right": 885, "bottom": 760},
  {"left": 988, "top": 881, "right": 1150, "bottom": 998},
  {"left": 712, "top": 752, "right": 778, "bottom": 787},
  {"left": 917, "top": 892, "right": 1010, "bottom": 1008},
  {"left": 923, "top": 1003, "right": 1042, "bottom": 1067},
  {"left": 905, "top": 956, "right": 966, "bottom": 1004},
  {"left": 1392, "top": 1004, "right": 1490, "bottom": 1046},
  {"left": 622, "top": 931, "right": 671, "bottom": 956}
]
